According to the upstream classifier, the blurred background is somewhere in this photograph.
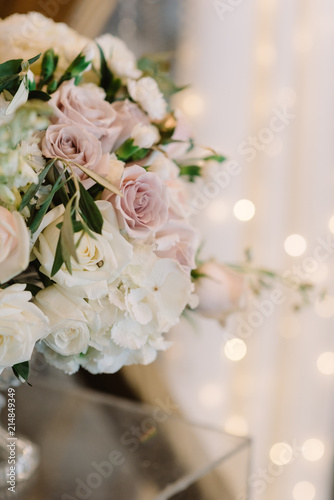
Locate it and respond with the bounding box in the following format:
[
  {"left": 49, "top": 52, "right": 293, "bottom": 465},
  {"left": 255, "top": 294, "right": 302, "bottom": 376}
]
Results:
[{"left": 1, "top": 1, "right": 334, "bottom": 499}]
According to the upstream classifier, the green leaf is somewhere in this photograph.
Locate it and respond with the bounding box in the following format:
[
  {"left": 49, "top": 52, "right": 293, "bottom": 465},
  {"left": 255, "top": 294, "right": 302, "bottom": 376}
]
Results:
[
  {"left": 47, "top": 79, "right": 58, "bottom": 94},
  {"left": 40, "top": 49, "right": 58, "bottom": 86},
  {"left": 179, "top": 165, "right": 202, "bottom": 181},
  {"left": 74, "top": 163, "right": 122, "bottom": 196},
  {"left": 19, "top": 159, "right": 56, "bottom": 212},
  {"left": 28, "top": 76, "right": 36, "bottom": 91},
  {"left": 28, "top": 90, "right": 51, "bottom": 101},
  {"left": 0, "top": 59, "right": 22, "bottom": 77},
  {"left": 57, "top": 220, "right": 84, "bottom": 233},
  {"left": 203, "top": 154, "right": 226, "bottom": 163},
  {"left": 78, "top": 183, "right": 103, "bottom": 234},
  {"left": 115, "top": 138, "right": 148, "bottom": 163},
  {"left": 12, "top": 361, "right": 30, "bottom": 384},
  {"left": 27, "top": 53, "right": 41, "bottom": 66},
  {"left": 60, "top": 197, "right": 79, "bottom": 273},
  {"left": 0, "top": 74, "right": 20, "bottom": 93},
  {"left": 97, "top": 43, "right": 122, "bottom": 102},
  {"left": 57, "top": 51, "right": 91, "bottom": 88},
  {"left": 131, "top": 148, "right": 149, "bottom": 162},
  {"left": 51, "top": 233, "right": 64, "bottom": 277},
  {"left": 29, "top": 175, "right": 67, "bottom": 234}
]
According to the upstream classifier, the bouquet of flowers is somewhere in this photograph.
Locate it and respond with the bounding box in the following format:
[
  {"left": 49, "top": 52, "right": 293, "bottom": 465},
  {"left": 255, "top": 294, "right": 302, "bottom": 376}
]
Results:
[{"left": 0, "top": 12, "right": 254, "bottom": 380}]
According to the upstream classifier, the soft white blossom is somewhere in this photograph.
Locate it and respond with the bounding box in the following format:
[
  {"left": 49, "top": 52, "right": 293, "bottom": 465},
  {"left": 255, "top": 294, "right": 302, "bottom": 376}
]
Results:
[
  {"left": 95, "top": 34, "right": 142, "bottom": 80},
  {"left": 128, "top": 77, "right": 167, "bottom": 121},
  {"left": 131, "top": 123, "right": 160, "bottom": 149}
]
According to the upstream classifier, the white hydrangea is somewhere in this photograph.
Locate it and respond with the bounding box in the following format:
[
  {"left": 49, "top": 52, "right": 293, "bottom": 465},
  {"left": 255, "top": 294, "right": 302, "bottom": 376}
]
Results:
[
  {"left": 109, "top": 243, "right": 196, "bottom": 351},
  {"left": 0, "top": 149, "right": 38, "bottom": 203},
  {"left": 128, "top": 77, "right": 167, "bottom": 121}
]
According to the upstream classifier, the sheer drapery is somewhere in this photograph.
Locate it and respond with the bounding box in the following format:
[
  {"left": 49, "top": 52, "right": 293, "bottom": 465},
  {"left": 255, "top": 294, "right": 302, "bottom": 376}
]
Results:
[{"left": 126, "top": 1, "right": 334, "bottom": 499}]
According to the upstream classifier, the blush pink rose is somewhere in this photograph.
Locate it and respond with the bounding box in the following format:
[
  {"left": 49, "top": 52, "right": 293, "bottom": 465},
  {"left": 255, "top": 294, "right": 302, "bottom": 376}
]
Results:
[
  {"left": 0, "top": 208, "right": 30, "bottom": 284},
  {"left": 155, "top": 219, "right": 199, "bottom": 270},
  {"left": 103, "top": 165, "right": 169, "bottom": 239},
  {"left": 111, "top": 99, "right": 149, "bottom": 150},
  {"left": 50, "top": 80, "right": 121, "bottom": 153},
  {"left": 195, "top": 262, "right": 246, "bottom": 324},
  {"left": 42, "top": 124, "right": 110, "bottom": 189}
]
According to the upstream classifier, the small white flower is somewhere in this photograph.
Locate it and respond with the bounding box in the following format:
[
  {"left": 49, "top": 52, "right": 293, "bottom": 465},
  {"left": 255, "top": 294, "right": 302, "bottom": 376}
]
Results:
[
  {"left": 81, "top": 42, "right": 95, "bottom": 71},
  {"left": 131, "top": 123, "right": 160, "bottom": 149},
  {"left": 20, "top": 135, "right": 46, "bottom": 173},
  {"left": 147, "top": 151, "right": 179, "bottom": 181},
  {"left": 95, "top": 34, "right": 142, "bottom": 80},
  {"left": 128, "top": 77, "right": 167, "bottom": 121}
]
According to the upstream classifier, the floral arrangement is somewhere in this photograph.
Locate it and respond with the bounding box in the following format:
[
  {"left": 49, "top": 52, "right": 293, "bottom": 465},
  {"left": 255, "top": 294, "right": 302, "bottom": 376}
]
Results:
[{"left": 1, "top": 13, "right": 309, "bottom": 382}]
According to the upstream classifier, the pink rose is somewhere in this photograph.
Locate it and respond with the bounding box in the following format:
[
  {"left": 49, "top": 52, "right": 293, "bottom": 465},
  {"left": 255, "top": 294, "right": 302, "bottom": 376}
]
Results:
[
  {"left": 195, "top": 262, "right": 246, "bottom": 323},
  {"left": 111, "top": 99, "right": 149, "bottom": 150},
  {"left": 42, "top": 124, "right": 110, "bottom": 189},
  {"left": 0, "top": 208, "right": 30, "bottom": 284},
  {"left": 50, "top": 80, "right": 121, "bottom": 153},
  {"left": 103, "top": 165, "right": 169, "bottom": 238},
  {"left": 155, "top": 219, "right": 199, "bottom": 270}
]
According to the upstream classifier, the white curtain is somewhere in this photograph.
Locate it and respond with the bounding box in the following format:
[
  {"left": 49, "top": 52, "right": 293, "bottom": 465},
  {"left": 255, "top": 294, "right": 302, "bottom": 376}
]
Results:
[{"left": 125, "top": 0, "right": 334, "bottom": 499}]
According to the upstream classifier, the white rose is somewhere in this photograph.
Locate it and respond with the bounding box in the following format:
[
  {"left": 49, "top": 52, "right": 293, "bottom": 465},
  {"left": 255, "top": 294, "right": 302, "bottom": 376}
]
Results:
[
  {"left": 95, "top": 34, "right": 142, "bottom": 80},
  {"left": 0, "top": 284, "right": 49, "bottom": 371},
  {"left": 33, "top": 201, "right": 133, "bottom": 299},
  {"left": 0, "top": 207, "right": 30, "bottom": 285},
  {"left": 0, "top": 13, "right": 90, "bottom": 77},
  {"left": 131, "top": 123, "right": 160, "bottom": 149},
  {"left": 35, "top": 285, "right": 100, "bottom": 356},
  {"left": 128, "top": 77, "right": 167, "bottom": 121}
]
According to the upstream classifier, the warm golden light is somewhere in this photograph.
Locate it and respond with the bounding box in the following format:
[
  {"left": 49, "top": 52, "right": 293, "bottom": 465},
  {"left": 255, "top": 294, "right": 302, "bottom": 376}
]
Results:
[
  {"left": 284, "top": 234, "right": 307, "bottom": 256},
  {"left": 317, "top": 352, "right": 334, "bottom": 375},
  {"left": 233, "top": 200, "right": 255, "bottom": 221},
  {"left": 223, "top": 339, "right": 247, "bottom": 361},
  {"left": 302, "top": 439, "right": 325, "bottom": 462},
  {"left": 269, "top": 442, "right": 293, "bottom": 465},
  {"left": 293, "top": 481, "right": 316, "bottom": 500}
]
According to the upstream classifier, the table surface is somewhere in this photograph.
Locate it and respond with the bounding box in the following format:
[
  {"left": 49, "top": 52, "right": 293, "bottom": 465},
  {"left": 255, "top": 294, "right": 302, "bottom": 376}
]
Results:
[{"left": 0, "top": 375, "right": 250, "bottom": 500}]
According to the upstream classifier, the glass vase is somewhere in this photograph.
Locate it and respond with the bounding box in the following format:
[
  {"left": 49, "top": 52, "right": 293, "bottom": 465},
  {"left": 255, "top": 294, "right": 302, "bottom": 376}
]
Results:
[{"left": 0, "top": 368, "right": 39, "bottom": 489}]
